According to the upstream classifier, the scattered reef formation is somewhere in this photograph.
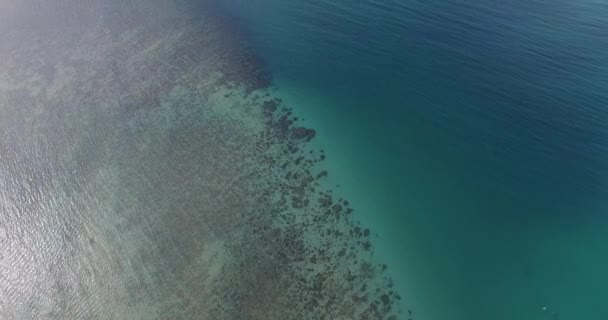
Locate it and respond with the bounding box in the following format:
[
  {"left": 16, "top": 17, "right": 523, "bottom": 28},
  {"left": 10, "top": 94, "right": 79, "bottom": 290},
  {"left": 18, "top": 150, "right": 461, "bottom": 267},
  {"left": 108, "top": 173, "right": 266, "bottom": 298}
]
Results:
[{"left": 0, "top": 1, "right": 407, "bottom": 319}]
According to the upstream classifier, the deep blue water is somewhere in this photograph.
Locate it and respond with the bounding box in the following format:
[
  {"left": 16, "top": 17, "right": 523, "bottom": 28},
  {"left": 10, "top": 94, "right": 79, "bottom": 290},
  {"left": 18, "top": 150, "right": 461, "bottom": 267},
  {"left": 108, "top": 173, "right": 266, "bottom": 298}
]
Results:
[
  {"left": 214, "top": 0, "right": 608, "bottom": 319},
  {"left": 2, "top": 0, "right": 608, "bottom": 319}
]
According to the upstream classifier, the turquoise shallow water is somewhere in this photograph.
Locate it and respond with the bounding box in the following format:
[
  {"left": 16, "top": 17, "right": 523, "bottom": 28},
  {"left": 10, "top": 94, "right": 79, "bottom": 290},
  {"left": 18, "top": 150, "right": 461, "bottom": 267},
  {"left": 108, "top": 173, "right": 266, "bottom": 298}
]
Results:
[
  {"left": 2, "top": 0, "right": 608, "bottom": 319},
  {"left": 1, "top": 1, "right": 403, "bottom": 319},
  {"left": 216, "top": 0, "right": 608, "bottom": 319}
]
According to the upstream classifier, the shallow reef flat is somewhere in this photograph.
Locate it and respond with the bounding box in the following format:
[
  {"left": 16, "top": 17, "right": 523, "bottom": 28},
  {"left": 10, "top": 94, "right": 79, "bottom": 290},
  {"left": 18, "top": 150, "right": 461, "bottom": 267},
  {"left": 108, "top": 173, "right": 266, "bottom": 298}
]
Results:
[{"left": 0, "top": 1, "right": 404, "bottom": 319}]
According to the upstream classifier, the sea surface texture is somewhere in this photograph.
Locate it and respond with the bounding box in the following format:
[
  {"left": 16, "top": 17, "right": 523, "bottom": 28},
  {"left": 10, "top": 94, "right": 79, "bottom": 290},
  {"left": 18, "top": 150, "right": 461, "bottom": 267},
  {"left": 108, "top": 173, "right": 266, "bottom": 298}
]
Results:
[
  {"left": 0, "top": 1, "right": 400, "bottom": 319},
  {"left": 216, "top": 0, "right": 608, "bottom": 319},
  {"left": 2, "top": 0, "right": 608, "bottom": 320}
]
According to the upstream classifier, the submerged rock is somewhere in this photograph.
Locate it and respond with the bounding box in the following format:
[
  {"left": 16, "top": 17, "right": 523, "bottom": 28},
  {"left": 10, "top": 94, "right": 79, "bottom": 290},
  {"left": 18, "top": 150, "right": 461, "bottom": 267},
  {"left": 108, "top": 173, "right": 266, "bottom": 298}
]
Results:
[{"left": 291, "top": 127, "right": 316, "bottom": 141}]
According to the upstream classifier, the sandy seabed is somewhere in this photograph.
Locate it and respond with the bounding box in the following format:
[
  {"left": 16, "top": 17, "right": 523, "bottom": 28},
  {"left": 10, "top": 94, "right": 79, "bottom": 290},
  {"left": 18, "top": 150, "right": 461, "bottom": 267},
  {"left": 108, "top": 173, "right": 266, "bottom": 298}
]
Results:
[{"left": 0, "top": 1, "right": 406, "bottom": 319}]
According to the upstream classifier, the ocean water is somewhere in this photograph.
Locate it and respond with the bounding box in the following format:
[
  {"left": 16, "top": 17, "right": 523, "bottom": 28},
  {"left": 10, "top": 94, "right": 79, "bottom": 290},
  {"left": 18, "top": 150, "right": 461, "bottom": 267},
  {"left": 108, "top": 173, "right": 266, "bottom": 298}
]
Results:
[
  {"left": 1, "top": 1, "right": 402, "bottom": 319},
  {"left": 2, "top": 0, "right": 608, "bottom": 320},
  {"left": 215, "top": 0, "right": 608, "bottom": 319}
]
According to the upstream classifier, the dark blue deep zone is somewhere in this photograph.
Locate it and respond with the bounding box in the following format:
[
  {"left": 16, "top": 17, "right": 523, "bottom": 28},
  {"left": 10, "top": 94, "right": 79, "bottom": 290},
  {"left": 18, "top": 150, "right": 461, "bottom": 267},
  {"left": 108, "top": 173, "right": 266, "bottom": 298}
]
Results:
[
  {"left": 216, "top": 0, "right": 608, "bottom": 218},
  {"left": 212, "top": 0, "right": 608, "bottom": 318}
]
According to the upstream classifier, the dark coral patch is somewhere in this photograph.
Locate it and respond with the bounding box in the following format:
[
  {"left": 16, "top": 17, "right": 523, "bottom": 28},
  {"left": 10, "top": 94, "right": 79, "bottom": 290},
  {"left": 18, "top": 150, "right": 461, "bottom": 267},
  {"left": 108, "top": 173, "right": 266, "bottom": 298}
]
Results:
[{"left": 290, "top": 126, "right": 316, "bottom": 141}]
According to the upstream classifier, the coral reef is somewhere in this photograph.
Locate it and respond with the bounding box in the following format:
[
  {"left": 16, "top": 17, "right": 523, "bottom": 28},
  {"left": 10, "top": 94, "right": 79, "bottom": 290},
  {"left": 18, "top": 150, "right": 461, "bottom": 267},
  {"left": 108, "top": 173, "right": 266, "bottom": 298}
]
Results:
[{"left": 0, "top": 1, "right": 407, "bottom": 319}]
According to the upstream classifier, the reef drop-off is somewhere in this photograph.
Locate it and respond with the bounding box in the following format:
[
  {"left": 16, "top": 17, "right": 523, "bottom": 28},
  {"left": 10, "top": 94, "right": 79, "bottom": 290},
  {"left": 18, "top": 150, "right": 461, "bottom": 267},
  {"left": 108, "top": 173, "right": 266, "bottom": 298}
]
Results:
[{"left": 0, "top": 1, "right": 403, "bottom": 319}]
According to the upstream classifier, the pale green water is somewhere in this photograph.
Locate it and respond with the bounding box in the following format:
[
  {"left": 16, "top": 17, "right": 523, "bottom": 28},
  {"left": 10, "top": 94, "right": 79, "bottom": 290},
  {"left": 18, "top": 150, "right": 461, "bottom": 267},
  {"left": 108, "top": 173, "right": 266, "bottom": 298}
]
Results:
[
  {"left": 268, "top": 76, "right": 608, "bottom": 320},
  {"left": 0, "top": 1, "right": 402, "bottom": 319}
]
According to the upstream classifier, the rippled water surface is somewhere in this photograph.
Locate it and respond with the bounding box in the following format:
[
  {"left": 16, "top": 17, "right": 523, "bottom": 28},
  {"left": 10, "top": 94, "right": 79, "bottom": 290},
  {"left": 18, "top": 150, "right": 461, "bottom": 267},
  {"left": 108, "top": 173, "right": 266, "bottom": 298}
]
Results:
[
  {"left": 1, "top": 1, "right": 401, "bottom": 319},
  {"left": 218, "top": 0, "right": 608, "bottom": 319},
  {"left": 2, "top": 0, "right": 608, "bottom": 319}
]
